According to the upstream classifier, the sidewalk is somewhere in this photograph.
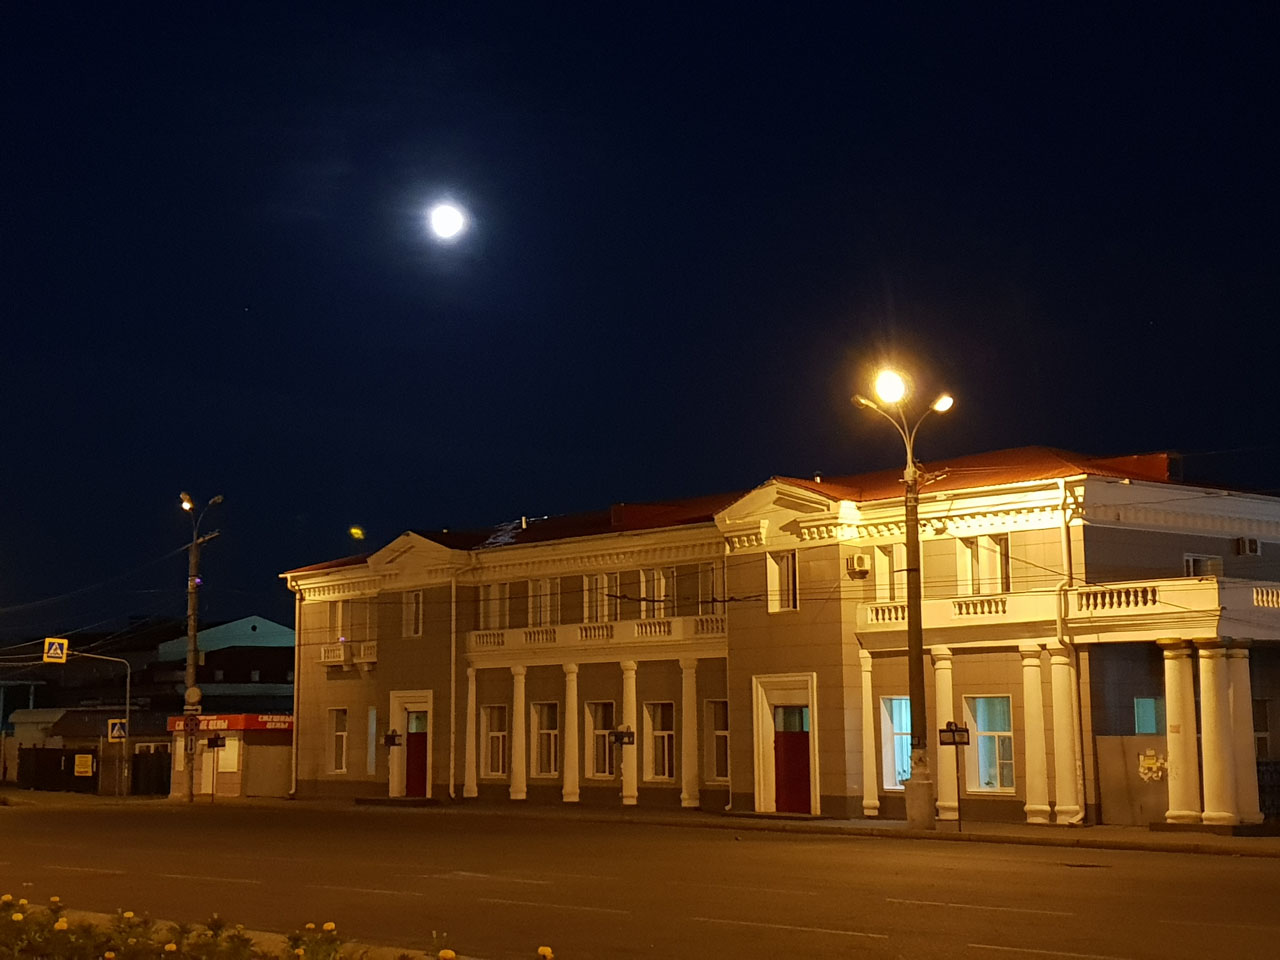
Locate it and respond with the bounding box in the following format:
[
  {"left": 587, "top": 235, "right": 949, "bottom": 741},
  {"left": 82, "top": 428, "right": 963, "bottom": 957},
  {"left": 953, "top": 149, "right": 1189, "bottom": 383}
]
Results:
[{"left": 5, "top": 782, "right": 1279, "bottom": 858}]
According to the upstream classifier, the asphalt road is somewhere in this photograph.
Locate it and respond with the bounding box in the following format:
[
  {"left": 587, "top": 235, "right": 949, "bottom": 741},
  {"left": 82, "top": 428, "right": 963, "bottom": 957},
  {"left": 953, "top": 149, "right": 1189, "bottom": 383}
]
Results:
[{"left": 2, "top": 801, "right": 1277, "bottom": 960}]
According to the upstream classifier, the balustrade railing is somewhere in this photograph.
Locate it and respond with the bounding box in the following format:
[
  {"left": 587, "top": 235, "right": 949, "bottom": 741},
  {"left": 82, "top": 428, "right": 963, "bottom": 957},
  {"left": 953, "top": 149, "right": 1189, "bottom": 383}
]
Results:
[
  {"left": 953, "top": 597, "right": 1007, "bottom": 617},
  {"left": 1076, "top": 585, "right": 1160, "bottom": 612},
  {"left": 866, "top": 603, "right": 908, "bottom": 624}
]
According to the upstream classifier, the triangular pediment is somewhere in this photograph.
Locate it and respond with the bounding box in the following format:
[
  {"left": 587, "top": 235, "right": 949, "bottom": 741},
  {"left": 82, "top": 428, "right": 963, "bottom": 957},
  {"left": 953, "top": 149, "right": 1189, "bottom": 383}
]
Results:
[
  {"left": 715, "top": 480, "right": 859, "bottom": 551},
  {"left": 366, "top": 531, "right": 467, "bottom": 579}
]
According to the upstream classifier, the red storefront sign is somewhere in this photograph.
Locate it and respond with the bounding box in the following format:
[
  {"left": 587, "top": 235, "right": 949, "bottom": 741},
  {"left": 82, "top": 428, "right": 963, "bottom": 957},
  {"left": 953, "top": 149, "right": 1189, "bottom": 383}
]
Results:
[{"left": 166, "top": 714, "right": 293, "bottom": 732}]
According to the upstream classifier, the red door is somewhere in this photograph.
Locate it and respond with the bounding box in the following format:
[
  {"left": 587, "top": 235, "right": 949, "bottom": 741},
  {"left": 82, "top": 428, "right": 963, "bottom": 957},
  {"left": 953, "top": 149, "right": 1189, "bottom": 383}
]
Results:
[
  {"left": 774, "top": 706, "right": 811, "bottom": 814},
  {"left": 405, "top": 710, "right": 429, "bottom": 797}
]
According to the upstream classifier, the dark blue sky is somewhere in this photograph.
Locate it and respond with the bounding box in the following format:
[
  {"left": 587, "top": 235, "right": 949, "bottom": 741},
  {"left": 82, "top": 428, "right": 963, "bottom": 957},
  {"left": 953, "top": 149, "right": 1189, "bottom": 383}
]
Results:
[{"left": 3, "top": 4, "right": 1278, "bottom": 639}]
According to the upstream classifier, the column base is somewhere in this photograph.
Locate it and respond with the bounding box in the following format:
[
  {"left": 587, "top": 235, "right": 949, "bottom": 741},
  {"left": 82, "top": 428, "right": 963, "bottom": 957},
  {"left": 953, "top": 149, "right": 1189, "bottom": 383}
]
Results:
[
  {"left": 510, "top": 791, "right": 527, "bottom": 801},
  {"left": 463, "top": 787, "right": 478, "bottom": 799},
  {"left": 1241, "top": 812, "right": 1266, "bottom": 825},
  {"left": 563, "top": 793, "right": 579, "bottom": 803},
  {"left": 1024, "top": 803, "right": 1052, "bottom": 824},
  {"left": 681, "top": 798, "right": 700, "bottom": 808},
  {"left": 622, "top": 797, "right": 637, "bottom": 806},
  {"left": 1053, "top": 804, "right": 1082, "bottom": 823},
  {"left": 1165, "top": 809, "right": 1200, "bottom": 824},
  {"left": 863, "top": 800, "right": 880, "bottom": 817},
  {"left": 1202, "top": 810, "right": 1240, "bottom": 826},
  {"left": 936, "top": 801, "right": 958, "bottom": 821},
  {"left": 905, "top": 778, "right": 937, "bottom": 830}
]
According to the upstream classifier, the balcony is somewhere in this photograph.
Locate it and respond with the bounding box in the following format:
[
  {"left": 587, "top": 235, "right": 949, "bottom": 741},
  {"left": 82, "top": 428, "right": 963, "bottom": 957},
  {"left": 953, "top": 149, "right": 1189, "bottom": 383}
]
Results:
[
  {"left": 319, "top": 639, "right": 377, "bottom": 668},
  {"left": 857, "top": 577, "right": 1280, "bottom": 645},
  {"left": 352, "top": 640, "right": 377, "bottom": 664},
  {"left": 466, "top": 614, "right": 727, "bottom": 654}
]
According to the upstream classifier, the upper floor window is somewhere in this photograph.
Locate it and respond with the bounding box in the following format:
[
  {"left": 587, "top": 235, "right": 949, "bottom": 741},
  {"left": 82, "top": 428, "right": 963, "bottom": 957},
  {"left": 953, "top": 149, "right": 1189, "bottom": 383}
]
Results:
[
  {"left": 961, "top": 535, "right": 1012, "bottom": 595},
  {"left": 405, "top": 590, "right": 423, "bottom": 637},
  {"left": 766, "top": 550, "right": 798, "bottom": 612},
  {"left": 479, "top": 582, "right": 510, "bottom": 630},
  {"left": 528, "top": 578, "right": 560, "bottom": 627},
  {"left": 1184, "top": 554, "right": 1223, "bottom": 577},
  {"left": 586, "top": 573, "right": 621, "bottom": 623},
  {"left": 874, "top": 544, "right": 906, "bottom": 602}
]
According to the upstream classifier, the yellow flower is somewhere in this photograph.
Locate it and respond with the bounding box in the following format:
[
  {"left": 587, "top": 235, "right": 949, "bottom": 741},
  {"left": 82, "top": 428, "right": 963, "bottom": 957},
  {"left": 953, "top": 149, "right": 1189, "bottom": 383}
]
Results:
[
  {"left": 438, "top": 951, "right": 457, "bottom": 960},
  {"left": 49, "top": 896, "right": 61, "bottom": 904},
  {"left": 105, "top": 953, "right": 116, "bottom": 959},
  {"left": 304, "top": 923, "right": 315, "bottom": 931},
  {"left": 127, "top": 938, "right": 137, "bottom": 945},
  {"left": 54, "top": 919, "right": 68, "bottom": 931},
  {"left": 17, "top": 900, "right": 27, "bottom": 907},
  {"left": 322, "top": 922, "right": 336, "bottom": 932},
  {"left": 538, "top": 948, "right": 554, "bottom": 959},
  {"left": 10, "top": 913, "right": 23, "bottom": 922},
  {"left": 165, "top": 944, "right": 177, "bottom": 952},
  {"left": 0, "top": 895, "right": 10, "bottom": 903},
  {"left": 295, "top": 950, "right": 305, "bottom": 957},
  {"left": 123, "top": 911, "right": 135, "bottom": 920}
]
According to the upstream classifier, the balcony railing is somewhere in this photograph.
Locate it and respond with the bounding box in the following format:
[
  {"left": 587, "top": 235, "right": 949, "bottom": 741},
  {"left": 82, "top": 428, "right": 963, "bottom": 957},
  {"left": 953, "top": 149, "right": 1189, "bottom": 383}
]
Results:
[
  {"left": 319, "top": 643, "right": 350, "bottom": 665},
  {"left": 352, "top": 640, "right": 378, "bottom": 664},
  {"left": 466, "top": 614, "right": 727, "bottom": 653}
]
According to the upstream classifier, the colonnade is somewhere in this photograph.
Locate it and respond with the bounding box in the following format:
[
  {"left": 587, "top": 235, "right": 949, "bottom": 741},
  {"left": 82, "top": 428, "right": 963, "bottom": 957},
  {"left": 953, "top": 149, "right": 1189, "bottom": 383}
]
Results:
[
  {"left": 1161, "top": 640, "right": 1263, "bottom": 825},
  {"left": 461, "top": 657, "right": 703, "bottom": 807}
]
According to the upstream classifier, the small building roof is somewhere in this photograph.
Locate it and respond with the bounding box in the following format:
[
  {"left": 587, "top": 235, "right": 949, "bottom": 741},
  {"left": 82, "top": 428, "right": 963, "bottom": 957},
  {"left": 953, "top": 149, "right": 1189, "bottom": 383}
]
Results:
[{"left": 156, "top": 616, "right": 293, "bottom": 661}]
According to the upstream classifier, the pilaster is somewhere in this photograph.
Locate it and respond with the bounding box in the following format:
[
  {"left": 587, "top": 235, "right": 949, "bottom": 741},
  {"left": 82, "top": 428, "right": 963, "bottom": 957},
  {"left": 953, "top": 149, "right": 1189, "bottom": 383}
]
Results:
[
  {"left": 1160, "top": 641, "right": 1200, "bottom": 823},
  {"left": 510, "top": 665, "right": 527, "bottom": 801},
  {"left": 680, "top": 657, "right": 700, "bottom": 808},
  {"left": 1197, "top": 641, "right": 1239, "bottom": 825},
  {"left": 1227, "top": 646, "right": 1264, "bottom": 824},
  {"left": 859, "top": 649, "right": 879, "bottom": 817},
  {"left": 463, "top": 667, "right": 478, "bottom": 798},
  {"left": 932, "top": 646, "right": 958, "bottom": 821},
  {"left": 1047, "top": 643, "right": 1081, "bottom": 822},
  {"left": 563, "top": 663, "right": 580, "bottom": 802},
  {"left": 621, "top": 660, "right": 638, "bottom": 805}
]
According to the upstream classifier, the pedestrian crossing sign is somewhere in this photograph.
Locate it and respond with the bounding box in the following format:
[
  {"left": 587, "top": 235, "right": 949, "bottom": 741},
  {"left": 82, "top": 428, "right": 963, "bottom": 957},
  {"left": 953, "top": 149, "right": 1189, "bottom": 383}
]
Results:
[
  {"left": 42, "top": 637, "right": 68, "bottom": 663},
  {"left": 108, "top": 719, "right": 128, "bottom": 742}
]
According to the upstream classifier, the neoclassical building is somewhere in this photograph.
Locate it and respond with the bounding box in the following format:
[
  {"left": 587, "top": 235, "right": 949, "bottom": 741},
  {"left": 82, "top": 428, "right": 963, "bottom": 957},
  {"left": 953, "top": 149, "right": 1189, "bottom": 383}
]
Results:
[{"left": 281, "top": 447, "right": 1279, "bottom": 826}]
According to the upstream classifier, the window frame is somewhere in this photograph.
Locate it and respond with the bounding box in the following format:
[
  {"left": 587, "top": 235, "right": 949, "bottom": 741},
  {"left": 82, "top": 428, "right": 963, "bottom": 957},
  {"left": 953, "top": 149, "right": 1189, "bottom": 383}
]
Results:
[
  {"left": 704, "top": 699, "right": 729, "bottom": 783},
  {"left": 329, "top": 708, "right": 348, "bottom": 774},
  {"left": 963, "top": 695, "right": 1015, "bottom": 794},
  {"left": 586, "top": 700, "right": 617, "bottom": 778},
  {"left": 880, "top": 696, "right": 912, "bottom": 790},
  {"left": 481, "top": 704, "right": 509, "bottom": 778},
  {"left": 644, "top": 701, "right": 676, "bottom": 781},
  {"left": 405, "top": 590, "right": 424, "bottom": 637},
  {"left": 531, "top": 701, "right": 561, "bottom": 778},
  {"left": 766, "top": 550, "right": 799, "bottom": 613},
  {"left": 1183, "top": 553, "right": 1223, "bottom": 577}
]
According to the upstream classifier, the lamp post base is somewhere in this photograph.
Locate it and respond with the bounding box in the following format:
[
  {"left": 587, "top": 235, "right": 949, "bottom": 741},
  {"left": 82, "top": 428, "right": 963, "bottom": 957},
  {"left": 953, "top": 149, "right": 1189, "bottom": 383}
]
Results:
[{"left": 905, "top": 777, "right": 937, "bottom": 830}]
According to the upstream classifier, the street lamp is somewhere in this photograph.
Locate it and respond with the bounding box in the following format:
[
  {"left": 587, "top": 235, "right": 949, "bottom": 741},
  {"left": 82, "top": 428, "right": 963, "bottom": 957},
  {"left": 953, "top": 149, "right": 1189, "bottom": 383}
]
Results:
[
  {"left": 853, "top": 371, "right": 954, "bottom": 830},
  {"left": 179, "top": 491, "right": 222, "bottom": 803}
]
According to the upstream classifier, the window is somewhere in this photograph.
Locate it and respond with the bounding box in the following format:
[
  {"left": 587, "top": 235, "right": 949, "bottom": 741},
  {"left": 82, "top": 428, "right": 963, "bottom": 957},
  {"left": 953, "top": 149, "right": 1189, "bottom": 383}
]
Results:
[
  {"left": 528, "top": 579, "right": 560, "bottom": 627},
  {"left": 766, "top": 550, "right": 798, "bottom": 612},
  {"left": 479, "top": 583, "right": 510, "bottom": 630},
  {"left": 961, "top": 535, "right": 1012, "bottom": 594},
  {"left": 482, "top": 705, "right": 508, "bottom": 776},
  {"left": 587, "top": 701, "right": 616, "bottom": 777},
  {"left": 874, "top": 544, "right": 906, "bottom": 601},
  {"left": 533, "top": 702, "right": 560, "bottom": 776},
  {"left": 328, "top": 600, "right": 347, "bottom": 640},
  {"left": 881, "top": 697, "right": 912, "bottom": 789},
  {"left": 329, "top": 709, "right": 348, "bottom": 773},
  {"left": 250, "top": 669, "right": 261, "bottom": 682},
  {"left": 405, "top": 590, "right": 423, "bottom": 637},
  {"left": 705, "top": 700, "right": 729, "bottom": 781},
  {"left": 964, "top": 696, "right": 1014, "bottom": 792},
  {"left": 641, "top": 568, "right": 673, "bottom": 619},
  {"left": 586, "top": 573, "right": 621, "bottom": 623},
  {"left": 1256, "top": 699, "right": 1271, "bottom": 760},
  {"left": 1134, "top": 697, "right": 1165, "bottom": 735},
  {"left": 1184, "top": 554, "right": 1223, "bottom": 577},
  {"left": 367, "top": 707, "right": 377, "bottom": 775},
  {"left": 645, "top": 702, "right": 675, "bottom": 780}
]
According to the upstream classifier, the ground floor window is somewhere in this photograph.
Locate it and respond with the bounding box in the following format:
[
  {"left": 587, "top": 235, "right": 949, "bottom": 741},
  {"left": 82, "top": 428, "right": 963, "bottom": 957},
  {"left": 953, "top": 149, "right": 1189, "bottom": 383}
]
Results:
[
  {"left": 880, "top": 696, "right": 911, "bottom": 789},
  {"left": 645, "top": 701, "right": 675, "bottom": 780},
  {"left": 1134, "top": 697, "right": 1165, "bottom": 735},
  {"left": 533, "top": 701, "right": 560, "bottom": 776},
  {"left": 964, "top": 695, "right": 1014, "bottom": 792},
  {"left": 587, "top": 701, "right": 615, "bottom": 777},
  {"left": 705, "top": 699, "right": 729, "bottom": 781},
  {"left": 1256, "top": 699, "right": 1271, "bottom": 760},
  {"left": 482, "top": 705, "right": 508, "bottom": 777},
  {"left": 329, "top": 708, "right": 347, "bottom": 773}
]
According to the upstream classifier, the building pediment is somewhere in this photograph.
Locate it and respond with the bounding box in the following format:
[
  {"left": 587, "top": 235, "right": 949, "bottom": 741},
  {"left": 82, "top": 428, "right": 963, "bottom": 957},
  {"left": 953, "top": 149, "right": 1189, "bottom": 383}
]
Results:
[{"left": 716, "top": 480, "right": 859, "bottom": 551}]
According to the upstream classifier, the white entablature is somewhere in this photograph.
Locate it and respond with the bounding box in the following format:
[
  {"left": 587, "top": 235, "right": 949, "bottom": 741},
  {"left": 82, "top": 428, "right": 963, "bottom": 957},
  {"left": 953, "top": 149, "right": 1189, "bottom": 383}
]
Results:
[
  {"left": 1082, "top": 477, "right": 1280, "bottom": 538},
  {"left": 461, "top": 527, "right": 724, "bottom": 582}
]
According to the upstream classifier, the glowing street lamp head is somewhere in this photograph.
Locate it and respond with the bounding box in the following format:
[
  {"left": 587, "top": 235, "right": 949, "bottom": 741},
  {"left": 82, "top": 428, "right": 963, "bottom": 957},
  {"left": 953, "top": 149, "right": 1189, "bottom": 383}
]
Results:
[
  {"left": 932, "top": 394, "right": 955, "bottom": 413},
  {"left": 180, "top": 492, "right": 194, "bottom": 512},
  {"left": 427, "top": 202, "right": 466, "bottom": 240},
  {"left": 873, "top": 369, "right": 907, "bottom": 405}
]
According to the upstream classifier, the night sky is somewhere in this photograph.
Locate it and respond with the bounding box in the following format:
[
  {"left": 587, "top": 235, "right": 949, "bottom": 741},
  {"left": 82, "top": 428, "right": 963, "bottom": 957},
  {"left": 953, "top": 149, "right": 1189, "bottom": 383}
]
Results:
[{"left": 3, "top": 5, "right": 1278, "bottom": 640}]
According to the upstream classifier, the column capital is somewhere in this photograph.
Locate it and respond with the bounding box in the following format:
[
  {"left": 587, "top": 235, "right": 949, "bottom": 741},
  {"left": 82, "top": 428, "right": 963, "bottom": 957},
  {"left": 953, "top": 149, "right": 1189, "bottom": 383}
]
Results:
[
  {"left": 1159, "top": 639, "right": 1193, "bottom": 658},
  {"left": 620, "top": 660, "right": 637, "bottom": 674},
  {"left": 1226, "top": 646, "right": 1251, "bottom": 661},
  {"left": 1047, "top": 640, "right": 1070, "bottom": 663},
  {"left": 930, "top": 645, "right": 953, "bottom": 664},
  {"left": 678, "top": 656, "right": 699, "bottom": 671},
  {"left": 511, "top": 664, "right": 527, "bottom": 678},
  {"left": 466, "top": 666, "right": 476, "bottom": 678},
  {"left": 1195, "top": 639, "right": 1229, "bottom": 656},
  {"left": 859, "top": 648, "right": 873, "bottom": 667},
  {"left": 1019, "top": 643, "right": 1043, "bottom": 660},
  {"left": 563, "top": 662, "right": 579, "bottom": 676}
]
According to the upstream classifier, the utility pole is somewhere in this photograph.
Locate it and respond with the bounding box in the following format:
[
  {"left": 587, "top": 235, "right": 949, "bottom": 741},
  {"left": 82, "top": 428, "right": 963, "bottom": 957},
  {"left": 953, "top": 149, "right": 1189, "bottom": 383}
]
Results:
[{"left": 179, "top": 492, "right": 222, "bottom": 803}]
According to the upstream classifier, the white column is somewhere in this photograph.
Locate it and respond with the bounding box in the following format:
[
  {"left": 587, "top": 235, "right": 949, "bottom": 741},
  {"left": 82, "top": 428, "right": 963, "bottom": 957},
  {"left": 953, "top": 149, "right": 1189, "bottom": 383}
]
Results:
[
  {"left": 563, "top": 663, "right": 580, "bottom": 803},
  {"left": 463, "top": 667, "right": 478, "bottom": 798},
  {"left": 1198, "top": 641, "right": 1239, "bottom": 825},
  {"left": 510, "top": 665, "right": 527, "bottom": 801},
  {"left": 932, "top": 646, "right": 958, "bottom": 821},
  {"left": 1048, "top": 643, "right": 1081, "bottom": 822},
  {"left": 679, "top": 658, "right": 700, "bottom": 808},
  {"left": 1228, "top": 646, "right": 1264, "bottom": 824},
  {"left": 1161, "top": 641, "right": 1201, "bottom": 823},
  {"left": 859, "top": 649, "right": 879, "bottom": 817},
  {"left": 621, "top": 660, "right": 638, "bottom": 805},
  {"left": 1020, "top": 644, "right": 1051, "bottom": 824}
]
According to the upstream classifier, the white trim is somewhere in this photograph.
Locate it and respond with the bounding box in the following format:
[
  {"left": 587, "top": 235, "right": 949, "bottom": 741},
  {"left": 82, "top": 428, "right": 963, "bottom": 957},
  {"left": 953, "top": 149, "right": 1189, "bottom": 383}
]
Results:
[
  {"left": 750, "top": 672, "right": 820, "bottom": 815},
  {"left": 388, "top": 689, "right": 433, "bottom": 798}
]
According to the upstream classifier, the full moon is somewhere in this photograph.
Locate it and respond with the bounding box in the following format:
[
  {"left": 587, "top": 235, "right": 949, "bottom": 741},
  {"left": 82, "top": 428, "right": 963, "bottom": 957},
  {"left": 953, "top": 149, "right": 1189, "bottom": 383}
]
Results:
[{"left": 428, "top": 202, "right": 466, "bottom": 240}]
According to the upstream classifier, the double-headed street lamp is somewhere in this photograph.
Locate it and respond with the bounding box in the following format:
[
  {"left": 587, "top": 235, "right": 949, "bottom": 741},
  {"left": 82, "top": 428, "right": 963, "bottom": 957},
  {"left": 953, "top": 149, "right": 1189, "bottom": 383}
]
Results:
[
  {"left": 854, "top": 370, "right": 954, "bottom": 830},
  {"left": 179, "top": 491, "right": 222, "bottom": 803}
]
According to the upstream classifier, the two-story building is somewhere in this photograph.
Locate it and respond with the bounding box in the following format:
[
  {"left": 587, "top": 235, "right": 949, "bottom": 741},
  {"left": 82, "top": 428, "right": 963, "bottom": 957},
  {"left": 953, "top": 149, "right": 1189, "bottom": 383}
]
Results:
[{"left": 281, "top": 447, "right": 1280, "bottom": 826}]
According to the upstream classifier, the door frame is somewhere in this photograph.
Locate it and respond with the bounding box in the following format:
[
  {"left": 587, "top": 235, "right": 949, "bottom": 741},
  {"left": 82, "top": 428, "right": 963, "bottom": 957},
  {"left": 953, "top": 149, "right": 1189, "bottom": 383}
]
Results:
[
  {"left": 389, "top": 689, "right": 433, "bottom": 798},
  {"left": 751, "top": 673, "right": 820, "bottom": 815}
]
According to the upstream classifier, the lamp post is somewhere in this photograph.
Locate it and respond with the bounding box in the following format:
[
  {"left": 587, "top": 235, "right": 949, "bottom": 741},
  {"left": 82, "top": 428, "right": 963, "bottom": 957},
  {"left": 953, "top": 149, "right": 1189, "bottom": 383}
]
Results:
[
  {"left": 179, "top": 491, "right": 222, "bottom": 803},
  {"left": 854, "top": 370, "right": 953, "bottom": 830}
]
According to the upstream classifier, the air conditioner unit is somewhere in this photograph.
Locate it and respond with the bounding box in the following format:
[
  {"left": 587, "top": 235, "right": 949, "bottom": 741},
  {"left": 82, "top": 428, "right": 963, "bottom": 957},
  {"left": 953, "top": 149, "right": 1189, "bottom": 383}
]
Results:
[
  {"left": 846, "top": 554, "right": 870, "bottom": 580},
  {"left": 1236, "top": 537, "right": 1262, "bottom": 557}
]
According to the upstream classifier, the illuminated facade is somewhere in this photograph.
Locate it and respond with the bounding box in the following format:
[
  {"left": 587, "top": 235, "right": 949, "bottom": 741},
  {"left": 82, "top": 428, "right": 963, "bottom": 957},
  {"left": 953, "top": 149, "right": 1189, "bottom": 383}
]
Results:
[{"left": 282, "top": 448, "right": 1280, "bottom": 826}]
